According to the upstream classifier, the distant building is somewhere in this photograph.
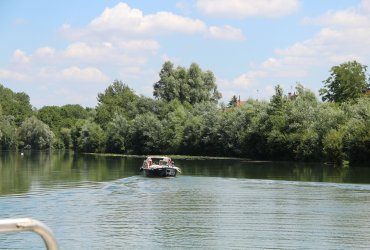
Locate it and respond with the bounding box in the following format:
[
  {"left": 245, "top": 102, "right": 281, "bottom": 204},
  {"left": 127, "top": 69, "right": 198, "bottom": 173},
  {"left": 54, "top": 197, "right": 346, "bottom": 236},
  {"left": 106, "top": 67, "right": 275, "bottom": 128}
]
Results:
[
  {"left": 236, "top": 96, "right": 246, "bottom": 107},
  {"left": 223, "top": 96, "right": 246, "bottom": 112}
]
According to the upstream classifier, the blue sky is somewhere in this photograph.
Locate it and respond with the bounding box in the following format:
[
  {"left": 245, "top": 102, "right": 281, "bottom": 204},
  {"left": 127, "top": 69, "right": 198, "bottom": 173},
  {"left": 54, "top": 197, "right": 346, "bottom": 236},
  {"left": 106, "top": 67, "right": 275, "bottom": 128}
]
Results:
[{"left": 1, "top": 0, "right": 369, "bottom": 107}]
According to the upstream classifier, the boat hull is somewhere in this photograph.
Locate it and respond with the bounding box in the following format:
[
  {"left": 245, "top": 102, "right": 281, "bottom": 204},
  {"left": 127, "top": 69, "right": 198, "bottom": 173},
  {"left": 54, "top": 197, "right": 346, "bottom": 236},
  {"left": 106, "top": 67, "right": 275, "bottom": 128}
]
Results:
[{"left": 143, "top": 167, "right": 177, "bottom": 177}]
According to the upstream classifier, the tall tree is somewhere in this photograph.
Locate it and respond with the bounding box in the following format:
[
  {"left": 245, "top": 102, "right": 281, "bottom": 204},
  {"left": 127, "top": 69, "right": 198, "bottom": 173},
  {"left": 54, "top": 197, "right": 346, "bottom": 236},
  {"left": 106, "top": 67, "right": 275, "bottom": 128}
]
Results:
[
  {"left": 96, "top": 80, "right": 138, "bottom": 127},
  {"left": 153, "top": 61, "right": 179, "bottom": 102},
  {"left": 269, "top": 85, "right": 286, "bottom": 114},
  {"left": 153, "top": 61, "right": 221, "bottom": 104},
  {"left": 0, "top": 84, "right": 33, "bottom": 125},
  {"left": 320, "top": 61, "right": 370, "bottom": 103},
  {"left": 265, "top": 85, "right": 290, "bottom": 159}
]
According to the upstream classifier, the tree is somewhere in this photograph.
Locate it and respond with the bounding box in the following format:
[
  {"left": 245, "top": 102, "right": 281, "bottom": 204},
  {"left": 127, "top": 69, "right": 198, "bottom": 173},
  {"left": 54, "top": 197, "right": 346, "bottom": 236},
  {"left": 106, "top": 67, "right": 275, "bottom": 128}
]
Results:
[
  {"left": 71, "top": 119, "right": 105, "bottom": 153},
  {"left": 127, "top": 113, "right": 165, "bottom": 154},
  {"left": 0, "top": 116, "right": 17, "bottom": 150},
  {"left": 96, "top": 80, "right": 138, "bottom": 127},
  {"left": 342, "top": 97, "right": 370, "bottom": 164},
  {"left": 60, "top": 127, "right": 72, "bottom": 149},
  {"left": 105, "top": 114, "right": 128, "bottom": 153},
  {"left": 153, "top": 61, "right": 179, "bottom": 102},
  {"left": 0, "top": 84, "right": 33, "bottom": 125},
  {"left": 153, "top": 61, "right": 221, "bottom": 104},
  {"left": 263, "top": 85, "right": 290, "bottom": 159},
  {"left": 228, "top": 95, "right": 238, "bottom": 107},
  {"left": 285, "top": 84, "right": 321, "bottom": 160},
  {"left": 37, "top": 104, "right": 90, "bottom": 149},
  {"left": 59, "top": 104, "right": 89, "bottom": 128},
  {"left": 323, "top": 129, "right": 345, "bottom": 164},
  {"left": 181, "top": 115, "right": 204, "bottom": 155},
  {"left": 239, "top": 100, "right": 269, "bottom": 159},
  {"left": 18, "top": 116, "right": 54, "bottom": 149},
  {"left": 269, "top": 85, "right": 286, "bottom": 114},
  {"left": 161, "top": 100, "right": 189, "bottom": 153},
  {"left": 216, "top": 108, "right": 244, "bottom": 155},
  {"left": 37, "top": 106, "right": 62, "bottom": 133},
  {"left": 181, "top": 102, "right": 220, "bottom": 155},
  {"left": 320, "top": 61, "right": 370, "bottom": 103}
]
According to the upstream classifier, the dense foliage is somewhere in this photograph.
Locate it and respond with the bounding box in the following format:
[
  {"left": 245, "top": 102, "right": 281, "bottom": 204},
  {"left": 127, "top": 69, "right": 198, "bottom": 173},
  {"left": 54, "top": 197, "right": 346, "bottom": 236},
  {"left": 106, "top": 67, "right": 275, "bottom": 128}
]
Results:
[
  {"left": 1, "top": 60, "right": 370, "bottom": 166},
  {"left": 18, "top": 116, "right": 54, "bottom": 150},
  {"left": 320, "top": 60, "right": 370, "bottom": 103},
  {"left": 154, "top": 61, "right": 222, "bottom": 104},
  {"left": 0, "top": 84, "right": 33, "bottom": 125}
]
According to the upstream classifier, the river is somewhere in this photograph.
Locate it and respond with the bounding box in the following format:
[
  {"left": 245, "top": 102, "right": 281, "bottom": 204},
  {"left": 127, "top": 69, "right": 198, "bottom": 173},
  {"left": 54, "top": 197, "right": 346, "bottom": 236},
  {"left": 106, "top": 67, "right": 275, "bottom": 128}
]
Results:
[{"left": 0, "top": 151, "right": 370, "bottom": 249}]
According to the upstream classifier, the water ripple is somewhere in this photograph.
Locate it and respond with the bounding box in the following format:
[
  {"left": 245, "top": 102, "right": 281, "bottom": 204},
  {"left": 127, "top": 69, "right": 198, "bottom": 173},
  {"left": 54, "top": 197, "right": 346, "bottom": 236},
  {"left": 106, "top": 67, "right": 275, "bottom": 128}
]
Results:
[{"left": 1, "top": 177, "right": 370, "bottom": 249}]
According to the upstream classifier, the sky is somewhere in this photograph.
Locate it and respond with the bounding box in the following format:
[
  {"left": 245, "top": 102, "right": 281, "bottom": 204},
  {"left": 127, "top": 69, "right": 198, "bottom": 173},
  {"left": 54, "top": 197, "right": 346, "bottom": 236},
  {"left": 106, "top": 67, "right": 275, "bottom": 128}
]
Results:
[{"left": 1, "top": 0, "right": 370, "bottom": 108}]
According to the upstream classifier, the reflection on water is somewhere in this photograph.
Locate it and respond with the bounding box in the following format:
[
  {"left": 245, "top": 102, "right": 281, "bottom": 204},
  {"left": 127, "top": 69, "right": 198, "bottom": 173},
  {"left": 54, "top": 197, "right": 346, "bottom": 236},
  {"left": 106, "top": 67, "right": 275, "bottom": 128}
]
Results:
[
  {"left": 178, "top": 158, "right": 370, "bottom": 184},
  {"left": 1, "top": 152, "right": 370, "bottom": 196},
  {"left": 1, "top": 152, "right": 370, "bottom": 249},
  {"left": 0, "top": 151, "right": 143, "bottom": 195}
]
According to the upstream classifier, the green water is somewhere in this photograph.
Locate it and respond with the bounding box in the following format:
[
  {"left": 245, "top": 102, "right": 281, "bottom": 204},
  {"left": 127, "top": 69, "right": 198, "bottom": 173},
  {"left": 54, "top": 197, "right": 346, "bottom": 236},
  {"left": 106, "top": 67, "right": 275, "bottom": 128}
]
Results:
[{"left": 1, "top": 151, "right": 370, "bottom": 249}]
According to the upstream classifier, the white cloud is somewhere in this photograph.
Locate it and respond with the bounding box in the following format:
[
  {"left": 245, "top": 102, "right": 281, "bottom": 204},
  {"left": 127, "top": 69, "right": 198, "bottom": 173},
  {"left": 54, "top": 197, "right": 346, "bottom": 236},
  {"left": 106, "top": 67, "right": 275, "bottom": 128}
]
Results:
[
  {"left": 7, "top": 41, "right": 152, "bottom": 68},
  {"left": 36, "top": 67, "right": 57, "bottom": 78},
  {"left": 64, "top": 42, "right": 93, "bottom": 58},
  {"left": 197, "top": 0, "right": 300, "bottom": 18},
  {"left": 303, "top": 10, "right": 369, "bottom": 28},
  {"left": 208, "top": 25, "right": 244, "bottom": 41},
  {"left": 11, "top": 49, "right": 30, "bottom": 64},
  {"left": 175, "top": 1, "right": 192, "bottom": 15},
  {"left": 144, "top": 12, "right": 206, "bottom": 34},
  {"left": 64, "top": 2, "right": 243, "bottom": 41},
  {"left": 216, "top": 70, "right": 267, "bottom": 102},
  {"left": 233, "top": 71, "right": 265, "bottom": 89},
  {"left": 62, "top": 42, "right": 149, "bottom": 65},
  {"left": 89, "top": 2, "right": 206, "bottom": 35},
  {"left": 0, "top": 69, "right": 26, "bottom": 81},
  {"left": 275, "top": 43, "right": 316, "bottom": 58},
  {"left": 362, "top": 0, "right": 370, "bottom": 12},
  {"left": 222, "top": 0, "right": 370, "bottom": 101},
  {"left": 35, "top": 47, "right": 55, "bottom": 57},
  {"left": 217, "top": 75, "right": 276, "bottom": 102},
  {"left": 278, "top": 12, "right": 370, "bottom": 65},
  {"left": 260, "top": 58, "right": 281, "bottom": 68},
  {"left": 40, "top": 87, "right": 98, "bottom": 107},
  {"left": 62, "top": 66, "right": 109, "bottom": 82},
  {"left": 118, "top": 40, "right": 160, "bottom": 53},
  {"left": 1, "top": 2, "right": 247, "bottom": 107}
]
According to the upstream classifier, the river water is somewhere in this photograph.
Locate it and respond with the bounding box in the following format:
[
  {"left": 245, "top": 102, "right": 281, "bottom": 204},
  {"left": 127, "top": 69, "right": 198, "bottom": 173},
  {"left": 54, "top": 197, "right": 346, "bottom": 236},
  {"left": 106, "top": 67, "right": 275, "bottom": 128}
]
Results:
[{"left": 0, "top": 151, "right": 370, "bottom": 249}]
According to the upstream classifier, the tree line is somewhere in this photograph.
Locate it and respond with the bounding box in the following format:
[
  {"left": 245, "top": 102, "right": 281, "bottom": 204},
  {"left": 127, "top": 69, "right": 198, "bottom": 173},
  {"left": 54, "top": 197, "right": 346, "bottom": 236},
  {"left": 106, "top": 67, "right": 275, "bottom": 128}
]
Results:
[{"left": 0, "top": 61, "right": 369, "bottom": 165}]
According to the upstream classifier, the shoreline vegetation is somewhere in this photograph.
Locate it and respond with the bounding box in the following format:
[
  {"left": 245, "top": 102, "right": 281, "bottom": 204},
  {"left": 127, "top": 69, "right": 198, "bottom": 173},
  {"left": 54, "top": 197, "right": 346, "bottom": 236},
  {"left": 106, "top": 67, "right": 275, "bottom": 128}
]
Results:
[{"left": 1, "top": 60, "right": 370, "bottom": 167}]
